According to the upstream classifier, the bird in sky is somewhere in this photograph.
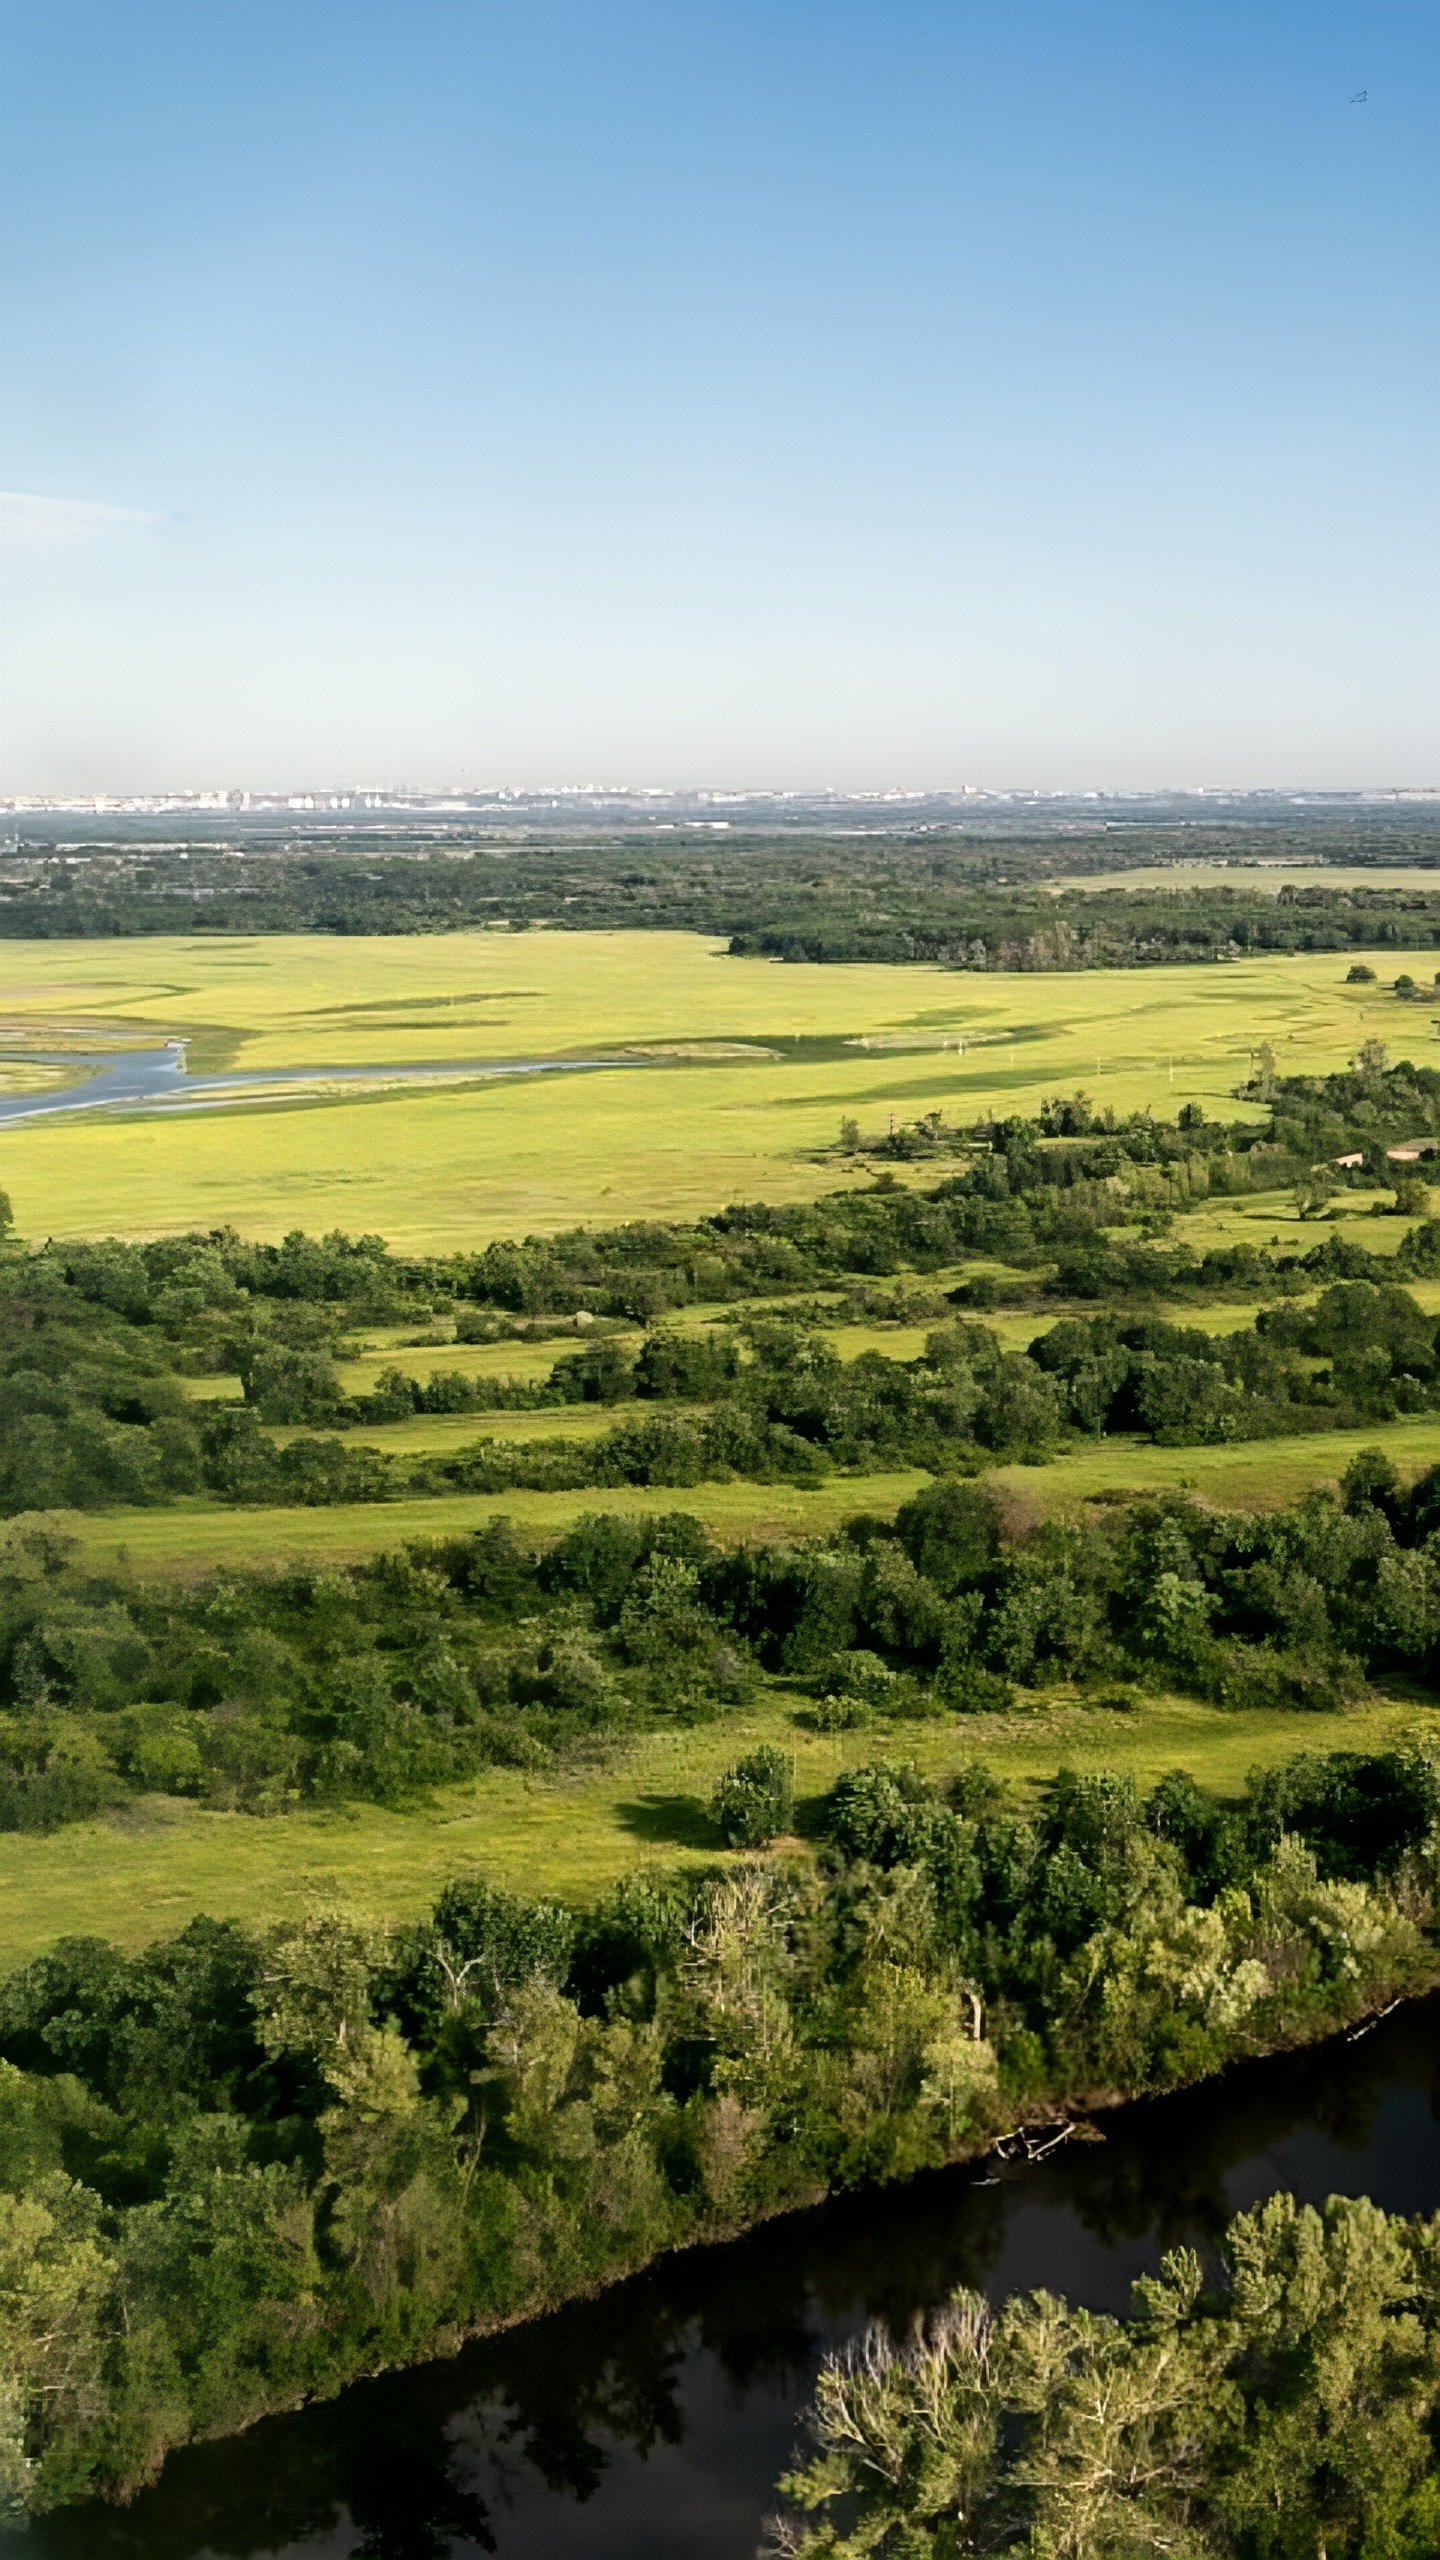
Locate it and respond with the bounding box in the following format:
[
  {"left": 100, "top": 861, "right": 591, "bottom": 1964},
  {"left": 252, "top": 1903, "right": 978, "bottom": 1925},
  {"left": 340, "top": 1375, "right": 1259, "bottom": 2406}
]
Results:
[{"left": 1351, "top": 88, "right": 1368, "bottom": 103}]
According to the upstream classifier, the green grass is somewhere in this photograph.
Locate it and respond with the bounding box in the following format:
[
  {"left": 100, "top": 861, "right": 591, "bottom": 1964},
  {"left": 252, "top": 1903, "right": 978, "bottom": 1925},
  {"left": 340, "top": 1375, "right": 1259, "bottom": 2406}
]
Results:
[
  {"left": 41, "top": 1409, "right": 1440, "bottom": 1582},
  {"left": 50, "top": 1470, "right": 933, "bottom": 1575},
  {"left": 270, "top": 1403, "right": 642, "bottom": 1454},
  {"left": 820, "top": 1300, "right": 1291, "bottom": 1359},
  {"left": 39, "top": 1402, "right": 1440, "bottom": 1576},
  {"left": 335, "top": 1335, "right": 630, "bottom": 1393},
  {"left": 1174, "top": 1189, "right": 1423, "bottom": 1258},
  {"left": 1047, "top": 861, "right": 1440, "bottom": 896},
  {"left": 822, "top": 1322, "right": 938, "bottom": 1360},
  {"left": 990, "top": 1413, "right": 1440, "bottom": 1518},
  {"left": 0, "top": 1684, "right": 1429, "bottom": 1969},
  {"left": 0, "top": 931, "right": 1435, "bottom": 1249}
]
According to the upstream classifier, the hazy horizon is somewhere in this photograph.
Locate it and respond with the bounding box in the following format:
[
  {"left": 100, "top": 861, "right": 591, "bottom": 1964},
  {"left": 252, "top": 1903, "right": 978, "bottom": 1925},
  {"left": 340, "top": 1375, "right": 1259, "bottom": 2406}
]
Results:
[
  {"left": 8, "top": 783, "right": 1440, "bottom": 808},
  {"left": 5, "top": 1, "right": 1437, "bottom": 796}
]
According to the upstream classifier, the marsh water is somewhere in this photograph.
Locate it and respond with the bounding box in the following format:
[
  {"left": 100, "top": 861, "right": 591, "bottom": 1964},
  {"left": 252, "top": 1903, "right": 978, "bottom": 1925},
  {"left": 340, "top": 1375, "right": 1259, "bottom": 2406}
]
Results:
[
  {"left": 16, "top": 1994, "right": 1440, "bottom": 2560},
  {"left": 0, "top": 1045, "right": 648, "bottom": 1124}
]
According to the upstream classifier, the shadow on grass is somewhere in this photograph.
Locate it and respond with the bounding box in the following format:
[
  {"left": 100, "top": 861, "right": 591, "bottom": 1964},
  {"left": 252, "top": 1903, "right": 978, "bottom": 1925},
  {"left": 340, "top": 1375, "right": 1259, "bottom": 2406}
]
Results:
[
  {"left": 615, "top": 1789, "right": 835, "bottom": 1854},
  {"left": 613, "top": 1793, "right": 719, "bottom": 1850}
]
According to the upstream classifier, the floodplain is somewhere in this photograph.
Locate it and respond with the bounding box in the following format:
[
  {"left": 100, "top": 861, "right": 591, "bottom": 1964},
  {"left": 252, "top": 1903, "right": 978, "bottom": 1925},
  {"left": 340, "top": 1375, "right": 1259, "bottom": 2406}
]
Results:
[
  {"left": 4, "top": 922, "right": 1440, "bottom": 1962},
  {"left": 0, "top": 928, "right": 1436, "bottom": 1244}
]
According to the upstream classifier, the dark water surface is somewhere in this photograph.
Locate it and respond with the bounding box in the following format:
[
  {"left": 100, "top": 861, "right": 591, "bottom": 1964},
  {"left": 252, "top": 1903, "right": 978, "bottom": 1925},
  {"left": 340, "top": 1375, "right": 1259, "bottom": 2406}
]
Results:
[{"left": 17, "top": 1996, "right": 1440, "bottom": 2560}]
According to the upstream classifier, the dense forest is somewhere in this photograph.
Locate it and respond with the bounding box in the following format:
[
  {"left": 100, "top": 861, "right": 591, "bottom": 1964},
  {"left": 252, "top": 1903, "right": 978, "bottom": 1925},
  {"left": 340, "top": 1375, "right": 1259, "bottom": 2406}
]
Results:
[
  {"left": 0, "top": 1739, "right": 1433, "bottom": 2515},
  {"left": 6, "top": 821, "right": 1440, "bottom": 965},
  {"left": 774, "top": 2188, "right": 1440, "bottom": 2555}
]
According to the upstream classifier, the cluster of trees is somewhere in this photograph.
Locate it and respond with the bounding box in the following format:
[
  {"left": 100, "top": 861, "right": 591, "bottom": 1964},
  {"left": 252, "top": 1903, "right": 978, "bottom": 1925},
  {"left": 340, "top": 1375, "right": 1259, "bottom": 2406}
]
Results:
[
  {"left": 726, "top": 877, "right": 1440, "bottom": 972},
  {"left": 712, "top": 1458, "right": 1440, "bottom": 1721},
  {"left": 9, "top": 821, "right": 1440, "bottom": 969},
  {"left": 11, "top": 1456, "right": 1440, "bottom": 1829},
  {"left": 775, "top": 2190, "right": 1440, "bottom": 2555},
  {"left": 1027, "top": 1278, "right": 1440, "bottom": 1444},
  {"left": 0, "top": 1510, "right": 758, "bottom": 1829},
  {"left": 0, "top": 1738, "right": 1432, "bottom": 2517}
]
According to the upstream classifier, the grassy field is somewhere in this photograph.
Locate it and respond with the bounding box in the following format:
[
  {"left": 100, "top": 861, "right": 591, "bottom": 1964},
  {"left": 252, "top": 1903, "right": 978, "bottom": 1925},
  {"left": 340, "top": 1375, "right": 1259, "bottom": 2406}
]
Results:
[
  {"left": 1048, "top": 861, "right": 1440, "bottom": 896},
  {"left": 990, "top": 1413, "right": 1440, "bottom": 1518},
  {"left": 36, "top": 1411, "right": 1440, "bottom": 1581},
  {"left": 1174, "top": 1189, "right": 1420, "bottom": 1258},
  {"left": 51, "top": 1470, "right": 933, "bottom": 1575},
  {"left": 0, "top": 1684, "right": 1429, "bottom": 1969},
  {"left": 336, "top": 1335, "right": 603, "bottom": 1395},
  {"left": 0, "top": 932, "right": 1436, "bottom": 1248},
  {"left": 270, "top": 1403, "right": 641, "bottom": 1455}
]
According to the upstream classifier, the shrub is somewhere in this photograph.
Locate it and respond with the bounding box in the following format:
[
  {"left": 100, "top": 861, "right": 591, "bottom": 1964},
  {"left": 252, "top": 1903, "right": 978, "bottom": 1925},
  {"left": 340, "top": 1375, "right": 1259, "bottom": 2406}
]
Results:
[
  {"left": 710, "top": 1746, "right": 794, "bottom": 1847},
  {"left": 798, "top": 1692, "right": 873, "bottom": 1734}
]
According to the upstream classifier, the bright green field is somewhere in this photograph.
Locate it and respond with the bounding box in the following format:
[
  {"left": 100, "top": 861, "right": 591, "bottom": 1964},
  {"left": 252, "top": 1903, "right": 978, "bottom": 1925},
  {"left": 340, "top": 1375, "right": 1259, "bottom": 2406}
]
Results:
[
  {"left": 40, "top": 1413, "right": 1440, "bottom": 1581},
  {"left": 1049, "top": 861, "right": 1440, "bottom": 896},
  {"left": 51, "top": 1471, "right": 934, "bottom": 1576},
  {"left": 270, "top": 1403, "right": 641, "bottom": 1455},
  {"left": 0, "top": 931, "right": 1435, "bottom": 1249},
  {"left": 336, "top": 1335, "right": 605, "bottom": 1395},
  {"left": 0, "top": 1685, "right": 1429, "bottom": 1968},
  {"left": 1174, "top": 1190, "right": 1421, "bottom": 1258},
  {"left": 991, "top": 1414, "right": 1440, "bottom": 1519}
]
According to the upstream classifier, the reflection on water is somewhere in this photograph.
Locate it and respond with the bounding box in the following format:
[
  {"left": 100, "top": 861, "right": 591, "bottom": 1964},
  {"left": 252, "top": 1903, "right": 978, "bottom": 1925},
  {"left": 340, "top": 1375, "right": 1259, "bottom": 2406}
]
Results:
[{"left": 15, "top": 1995, "right": 1440, "bottom": 2560}]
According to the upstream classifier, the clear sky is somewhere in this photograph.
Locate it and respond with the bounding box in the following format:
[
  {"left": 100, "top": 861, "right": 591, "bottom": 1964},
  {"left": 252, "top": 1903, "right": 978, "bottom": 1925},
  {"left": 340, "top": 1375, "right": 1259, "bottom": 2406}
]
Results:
[{"left": 2, "top": 0, "right": 1436, "bottom": 795}]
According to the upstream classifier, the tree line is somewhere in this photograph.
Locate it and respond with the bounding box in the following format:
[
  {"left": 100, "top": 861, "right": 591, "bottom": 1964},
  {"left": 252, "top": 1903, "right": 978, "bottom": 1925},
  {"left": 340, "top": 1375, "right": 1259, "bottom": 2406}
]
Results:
[{"left": 8, "top": 822, "right": 1440, "bottom": 969}]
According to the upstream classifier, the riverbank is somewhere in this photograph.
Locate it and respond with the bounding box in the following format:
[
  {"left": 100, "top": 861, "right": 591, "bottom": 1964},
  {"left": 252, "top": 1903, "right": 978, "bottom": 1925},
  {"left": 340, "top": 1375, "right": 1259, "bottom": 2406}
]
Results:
[
  {"left": 18, "top": 1981, "right": 1440, "bottom": 2560},
  {"left": 5, "top": 1838, "right": 1433, "bottom": 2527}
]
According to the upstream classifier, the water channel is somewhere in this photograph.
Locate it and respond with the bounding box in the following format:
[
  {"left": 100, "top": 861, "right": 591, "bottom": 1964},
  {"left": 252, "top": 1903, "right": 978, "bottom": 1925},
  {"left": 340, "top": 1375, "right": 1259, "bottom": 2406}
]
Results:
[
  {"left": 0, "top": 1046, "right": 650, "bottom": 1125},
  {"left": 14, "top": 1993, "right": 1440, "bottom": 2560}
]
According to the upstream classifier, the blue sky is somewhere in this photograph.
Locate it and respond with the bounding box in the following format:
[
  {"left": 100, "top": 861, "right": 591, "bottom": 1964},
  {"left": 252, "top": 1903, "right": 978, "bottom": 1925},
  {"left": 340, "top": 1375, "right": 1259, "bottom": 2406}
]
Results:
[{"left": 3, "top": 0, "right": 1435, "bottom": 793}]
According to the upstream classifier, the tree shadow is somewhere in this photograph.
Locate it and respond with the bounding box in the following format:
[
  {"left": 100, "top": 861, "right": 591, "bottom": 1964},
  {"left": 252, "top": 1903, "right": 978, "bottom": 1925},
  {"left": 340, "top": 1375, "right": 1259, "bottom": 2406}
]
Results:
[{"left": 613, "top": 1792, "right": 718, "bottom": 1850}]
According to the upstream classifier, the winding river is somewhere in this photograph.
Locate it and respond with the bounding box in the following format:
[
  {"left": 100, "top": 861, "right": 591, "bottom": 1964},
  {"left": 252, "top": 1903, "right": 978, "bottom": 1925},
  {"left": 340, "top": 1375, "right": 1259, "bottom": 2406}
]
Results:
[
  {"left": 0, "top": 1045, "right": 654, "bottom": 1125},
  {"left": 13, "top": 1994, "right": 1440, "bottom": 2560}
]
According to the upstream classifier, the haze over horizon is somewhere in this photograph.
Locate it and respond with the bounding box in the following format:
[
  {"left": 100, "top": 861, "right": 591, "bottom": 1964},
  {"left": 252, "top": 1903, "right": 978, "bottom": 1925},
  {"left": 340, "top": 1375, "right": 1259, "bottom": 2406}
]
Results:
[{"left": 4, "top": 0, "right": 1436, "bottom": 797}]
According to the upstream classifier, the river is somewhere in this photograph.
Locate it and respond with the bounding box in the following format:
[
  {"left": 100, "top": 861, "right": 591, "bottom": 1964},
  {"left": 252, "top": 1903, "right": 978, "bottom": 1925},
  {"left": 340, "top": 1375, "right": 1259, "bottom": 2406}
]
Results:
[
  {"left": 0, "top": 1046, "right": 653, "bottom": 1126},
  {"left": 12, "top": 1993, "right": 1440, "bottom": 2560}
]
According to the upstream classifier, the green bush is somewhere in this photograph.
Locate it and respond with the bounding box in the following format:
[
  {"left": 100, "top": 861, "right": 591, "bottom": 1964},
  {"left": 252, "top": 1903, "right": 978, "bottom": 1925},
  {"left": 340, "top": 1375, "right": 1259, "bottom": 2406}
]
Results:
[{"left": 710, "top": 1745, "right": 794, "bottom": 1847}]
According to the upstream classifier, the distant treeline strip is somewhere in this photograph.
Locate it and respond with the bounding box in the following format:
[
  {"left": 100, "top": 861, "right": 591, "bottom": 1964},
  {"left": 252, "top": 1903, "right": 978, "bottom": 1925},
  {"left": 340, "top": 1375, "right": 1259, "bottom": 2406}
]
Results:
[{"left": 7, "top": 824, "right": 1440, "bottom": 963}]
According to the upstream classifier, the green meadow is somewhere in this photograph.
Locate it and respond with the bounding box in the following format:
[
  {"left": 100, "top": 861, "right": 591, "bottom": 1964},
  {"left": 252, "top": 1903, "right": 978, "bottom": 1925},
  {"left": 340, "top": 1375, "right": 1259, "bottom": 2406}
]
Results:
[
  {"left": 0, "top": 1684, "right": 1429, "bottom": 1970},
  {"left": 51, "top": 1470, "right": 936, "bottom": 1576},
  {"left": 1047, "top": 860, "right": 1440, "bottom": 896},
  {"left": 0, "top": 928, "right": 1435, "bottom": 1247},
  {"left": 45, "top": 1412, "right": 1440, "bottom": 1588}
]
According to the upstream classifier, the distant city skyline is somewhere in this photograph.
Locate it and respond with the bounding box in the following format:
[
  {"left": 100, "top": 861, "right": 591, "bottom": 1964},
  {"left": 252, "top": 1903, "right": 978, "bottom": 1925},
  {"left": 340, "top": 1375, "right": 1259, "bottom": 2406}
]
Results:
[
  {"left": 4, "top": 1, "right": 1437, "bottom": 795},
  {"left": 9, "top": 785, "right": 1439, "bottom": 819}
]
